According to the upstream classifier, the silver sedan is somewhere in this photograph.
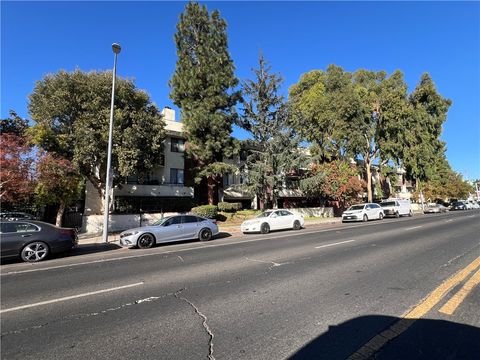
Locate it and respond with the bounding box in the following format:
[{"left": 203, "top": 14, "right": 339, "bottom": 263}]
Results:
[{"left": 119, "top": 215, "right": 219, "bottom": 249}]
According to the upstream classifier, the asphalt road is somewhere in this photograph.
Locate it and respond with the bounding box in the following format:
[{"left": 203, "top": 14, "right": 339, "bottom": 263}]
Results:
[{"left": 1, "top": 210, "right": 479, "bottom": 360}]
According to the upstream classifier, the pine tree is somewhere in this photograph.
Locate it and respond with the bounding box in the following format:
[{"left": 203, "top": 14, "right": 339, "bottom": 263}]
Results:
[
  {"left": 242, "top": 54, "right": 304, "bottom": 209},
  {"left": 169, "top": 2, "right": 241, "bottom": 204}
]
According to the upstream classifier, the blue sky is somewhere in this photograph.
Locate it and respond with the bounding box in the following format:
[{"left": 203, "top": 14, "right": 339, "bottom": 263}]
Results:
[{"left": 2, "top": 1, "right": 479, "bottom": 179}]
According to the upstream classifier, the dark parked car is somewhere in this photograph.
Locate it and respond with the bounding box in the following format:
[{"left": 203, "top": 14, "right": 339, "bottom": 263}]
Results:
[
  {"left": 450, "top": 201, "right": 467, "bottom": 211},
  {"left": 0, "top": 220, "right": 78, "bottom": 262},
  {"left": 0, "top": 212, "right": 37, "bottom": 221}
]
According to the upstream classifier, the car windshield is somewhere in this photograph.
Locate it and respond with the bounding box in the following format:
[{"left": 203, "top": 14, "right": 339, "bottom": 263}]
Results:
[
  {"left": 256, "top": 211, "right": 273, "bottom": 218},
  {"left": 381, "top": 202, "right": 396, "bottom": 207},
  {"left": 348, "top": 205, "right": 364, "bottom": 210}
]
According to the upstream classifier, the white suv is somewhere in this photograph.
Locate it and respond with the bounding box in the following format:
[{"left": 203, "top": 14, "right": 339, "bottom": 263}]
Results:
[{"left": 342, "top": 203, "right": 384, "bottom": 222}]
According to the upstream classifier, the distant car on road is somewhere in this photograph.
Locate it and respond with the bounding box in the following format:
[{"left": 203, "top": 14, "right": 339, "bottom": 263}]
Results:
[
  {"left": 342, "top": 203, "right": 384, "bottom": 222},
  {"left": 0, "top": 212, "right": 37, "bottom": 221},
  {"left": 380, "top": 199, "right": 413, "bottom": 218},
  {"left": 241, "top": 210, "right": 304, "bottom": 234},
  {"left": 450, "top": 201, "right": 467, "bottom": 211},
  {"left": 462, "top": 200, "right": 474, "bottom": 210},
  {"left": 424, "top": 204, "right": 448, "bottom": 214},
  {"left": 119, "top": 215, "right": 219, "bottom": 248},
  {"left": 0, "top": 220, "right": 77, "bottom": 262}
]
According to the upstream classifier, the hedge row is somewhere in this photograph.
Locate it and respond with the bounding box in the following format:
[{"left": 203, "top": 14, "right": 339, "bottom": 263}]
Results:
[
  {"left": 217, "top": 202, "right": 242, "bottom": 213},
  {"left": 191, "top": 205, "right": 218, "bottom": 219}
]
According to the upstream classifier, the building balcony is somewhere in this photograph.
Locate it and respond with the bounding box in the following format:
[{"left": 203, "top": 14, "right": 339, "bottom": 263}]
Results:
[
  {"left": 113, "top": 183, "right": 194, "bottom": 198},
  {"left": 223, "top": 186, "right": 252, "bottom": 199}
]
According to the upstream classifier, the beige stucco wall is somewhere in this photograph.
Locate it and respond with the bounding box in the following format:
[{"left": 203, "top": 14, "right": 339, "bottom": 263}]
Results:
[{"left": 84, "top": 180, "right": 103, "bottom": 215}]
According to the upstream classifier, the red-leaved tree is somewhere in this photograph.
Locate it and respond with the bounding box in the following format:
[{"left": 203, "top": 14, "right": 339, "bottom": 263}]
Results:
[{"left": 0, "top": 112, "right": 35, "bottom": 207}]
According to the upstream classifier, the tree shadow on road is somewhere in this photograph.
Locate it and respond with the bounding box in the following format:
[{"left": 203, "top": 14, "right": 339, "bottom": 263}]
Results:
[{"left": 288, "top": 315, "right": 480, "bottom": 360}]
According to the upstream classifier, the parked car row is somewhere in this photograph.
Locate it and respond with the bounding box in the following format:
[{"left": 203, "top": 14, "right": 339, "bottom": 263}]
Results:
[{"left": 342, "top": 200, "right": 413, "bottom": 223}]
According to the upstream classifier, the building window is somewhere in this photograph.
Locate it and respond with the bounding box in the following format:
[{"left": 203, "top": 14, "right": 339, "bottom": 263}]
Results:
[
  {"left": 170, "top": 169, "right": 184, "bottom": 185},
  {"left": 171, "top": 138, "right": 185, "bottom": 153}
]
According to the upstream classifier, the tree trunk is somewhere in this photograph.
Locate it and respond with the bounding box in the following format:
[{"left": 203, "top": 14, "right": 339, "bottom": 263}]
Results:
[
  {"left": 207, "top": 176, "right": 218, "bottom": 205},
  {"left": 366, "top": 160, "right": 373, "bottom": 202},
  {"left": 56, "top": 201, "right": 66, "bottom": 227}
]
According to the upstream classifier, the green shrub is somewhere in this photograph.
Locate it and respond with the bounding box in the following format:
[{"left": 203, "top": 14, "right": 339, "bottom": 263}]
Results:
[
  {"left": 191, "top": 205, "right": 218, "bottom": 219},
  {"left": 217, "top": 202, "right": 242, "bottom": 213}
]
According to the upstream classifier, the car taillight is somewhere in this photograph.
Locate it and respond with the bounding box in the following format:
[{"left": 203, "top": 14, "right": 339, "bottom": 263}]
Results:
[{"left": 60, "top": 229, "right": 75, "bottom": 237}]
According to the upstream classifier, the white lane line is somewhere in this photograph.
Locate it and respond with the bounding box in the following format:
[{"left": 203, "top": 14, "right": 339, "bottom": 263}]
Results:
[
  {"left": 467, "top": 215, "right": 475, "bottom": 218},
  {"left": 0, "top": 282, "right": 143, "bottom": 314},
  {"left": 315, "top": 240, "right": 356, "bottom": 249},
  {"left": 405, "top": 225, "right": 423, "bottom": 231},
  {"left": 445, "top": 219, "right": 454, "bottom": 223}
]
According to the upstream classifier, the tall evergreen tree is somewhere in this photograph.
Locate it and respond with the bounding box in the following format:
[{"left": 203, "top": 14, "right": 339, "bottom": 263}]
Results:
[
  {"left": 242, "top": 54, "right": 304, "bottom": 209},
  {"left": 403, "top": 73, "right": 452, "bottom": 188},
  {"left": 169, "top": 2, "right": 241, "bottom": 204}
]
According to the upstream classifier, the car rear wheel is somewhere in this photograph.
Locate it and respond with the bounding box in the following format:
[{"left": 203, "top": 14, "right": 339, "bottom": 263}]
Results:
[
  {"left": 137, "top": 233, "right": 155, "bottom": 249},
  {"left": 363, "top": 214, "right": 368, "bottom": 222},
  {"left": 395, "top": 211, "right": 400, "bottom": 218},
  {"left": 260, "top": 223, "right": 270, "bottom": 234},
  {"left": 21, "top": 241, "right": 49, "bottom": 262},
  {"left": 409, "top": 210, "right": 413, "bottom": 217},
  {"left": 199, "top": 228, "right": 212, "bottom": 241},
  {"left": 293, "top": 220, "right": 302, "bottom": 230}
]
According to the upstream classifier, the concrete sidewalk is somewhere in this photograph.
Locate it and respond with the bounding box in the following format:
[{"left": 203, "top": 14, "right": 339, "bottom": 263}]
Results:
[{"left": 77, "top": 217, "right": 343, "bottom": 246}]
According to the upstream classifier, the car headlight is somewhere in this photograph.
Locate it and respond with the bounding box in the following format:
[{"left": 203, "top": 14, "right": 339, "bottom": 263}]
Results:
[{"left": 120, "top": 231, "right": 139, "bottom": 238}]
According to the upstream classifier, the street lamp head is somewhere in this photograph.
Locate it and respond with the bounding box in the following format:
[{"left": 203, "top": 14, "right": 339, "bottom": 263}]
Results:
[{"left": 112, "top": 43, "right": 121, "bottom": 54}]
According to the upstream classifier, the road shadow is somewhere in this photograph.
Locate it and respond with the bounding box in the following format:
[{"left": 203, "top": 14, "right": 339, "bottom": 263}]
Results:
[
  {"left": 55, "top": 242, "right": 123, "bottom": 258},
  {"left": 0, "top": 243, "right": 123, "bottom": 265},
  {"left": 288, "top": 315, "right": 480, "bottom": 360}
]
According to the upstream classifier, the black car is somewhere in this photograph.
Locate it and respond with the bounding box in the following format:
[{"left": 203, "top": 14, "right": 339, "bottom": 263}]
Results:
[
  {"left": 451, "top": 201, "right": 467, "bottom": 211},
  {"left": 0, "top": 220, "right": 78, "bottom": 262}
]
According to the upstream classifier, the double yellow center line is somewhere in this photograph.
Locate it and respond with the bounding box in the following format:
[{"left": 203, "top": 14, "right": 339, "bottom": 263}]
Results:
[{"left": 348, "top": 256, "right": 480, "bottom": 360}]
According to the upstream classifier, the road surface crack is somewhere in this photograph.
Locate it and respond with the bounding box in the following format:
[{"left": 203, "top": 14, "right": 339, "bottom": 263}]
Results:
[
  {"left": 174, "top": 288, "right": 215, "bottom": 360},
  {"left": 1, "top": 290, "right": 177, "bottom": 338}
]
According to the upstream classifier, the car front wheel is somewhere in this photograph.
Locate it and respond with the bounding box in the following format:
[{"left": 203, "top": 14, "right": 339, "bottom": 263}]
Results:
[
  {"left": 379, "top": 212, "right": 384, "bottom": 220},
  {"left": 363, "top": 214, "right": 368, "bottom": 222},
  {"left": 137, "top": 233, "right": 155, "bottom": 249},
  {"left": 21, "top": 241, "right": 49, "bottom": 262}
]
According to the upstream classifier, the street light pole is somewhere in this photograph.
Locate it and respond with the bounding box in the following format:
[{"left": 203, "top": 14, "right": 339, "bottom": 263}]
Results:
[{"left": 102, "top": 43, "right": 121, "bottom": 243}]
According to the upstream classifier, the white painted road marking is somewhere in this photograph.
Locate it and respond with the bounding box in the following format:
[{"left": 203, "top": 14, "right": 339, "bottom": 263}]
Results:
[
  {"left": 315, "top": 240, "right": 356, "bottom": 249},
  {"left": 405, "top": 225, "right": 423, "bottom": 231},
  {"left": 0, "top": 282, "right": 144, "bottom": 314}
]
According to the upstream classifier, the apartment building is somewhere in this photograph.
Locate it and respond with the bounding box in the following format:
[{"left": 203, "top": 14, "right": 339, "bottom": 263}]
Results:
[{"left": 83, "top": 107, "right": 193, "bottom": 215}]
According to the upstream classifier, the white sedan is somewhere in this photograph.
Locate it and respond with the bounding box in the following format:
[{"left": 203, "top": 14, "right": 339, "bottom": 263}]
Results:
[
  {"left": 241, "top": 210, "right": 304, "bottom": 234},
  {"left": 342, "top": 203, "right": 384, "bottom": 222}
]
